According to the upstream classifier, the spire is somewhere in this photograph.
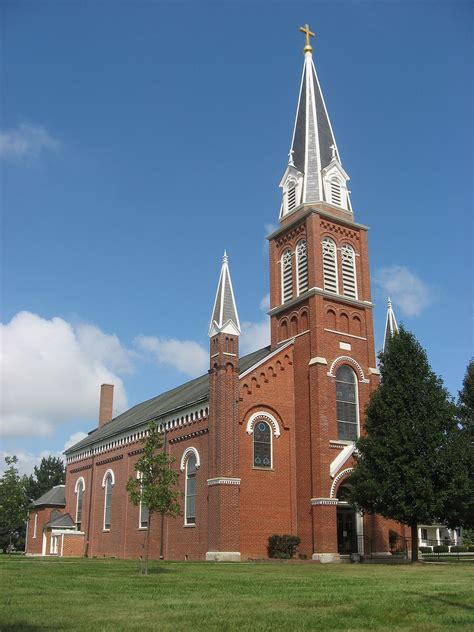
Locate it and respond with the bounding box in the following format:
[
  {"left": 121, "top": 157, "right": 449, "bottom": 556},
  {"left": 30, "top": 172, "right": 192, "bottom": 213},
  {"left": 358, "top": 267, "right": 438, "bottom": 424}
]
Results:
[
  {"left": 208, "top": 251, "right": 241, "bottom": 337},
  {"left": 279, "top": 26, "right": 352, "bottom": 218},
  {"left": 383, "top": 297, "right": 399, "bottom": 352}
]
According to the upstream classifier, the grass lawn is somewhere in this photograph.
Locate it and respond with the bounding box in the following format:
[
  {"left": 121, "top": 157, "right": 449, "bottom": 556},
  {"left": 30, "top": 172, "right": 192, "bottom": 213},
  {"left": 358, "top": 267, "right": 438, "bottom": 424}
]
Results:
[{"left": 1, "top": 557, "right": 473, "bottom": 631}]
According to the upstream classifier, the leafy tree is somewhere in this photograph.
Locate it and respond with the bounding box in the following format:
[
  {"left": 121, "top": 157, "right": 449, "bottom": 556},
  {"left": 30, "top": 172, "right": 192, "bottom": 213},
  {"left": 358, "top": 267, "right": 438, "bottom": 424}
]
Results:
[
  {"left": 458, "top": 359, "right": 474, "bottom": 440},
  {"left": 348, "top": 326, "right": 470, "bottom": 562},
  {"left": 0, "top": 457, "right": 30, "bottom": 556},
  {"left": 126, "top": 422, "right": 182, "bottom": 574},
  {"left": 28, "top": 456, "right": 65, "bottom": 501}
]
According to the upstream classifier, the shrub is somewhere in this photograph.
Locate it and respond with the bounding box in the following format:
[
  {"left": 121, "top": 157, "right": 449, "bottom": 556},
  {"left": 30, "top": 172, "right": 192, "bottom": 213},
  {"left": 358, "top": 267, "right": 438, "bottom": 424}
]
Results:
[
  {"left": 419, "top": 546, "right": 433, "bottom": 553},
  {"left": 433, "top": 544, "right": 449, "bottom": 553},
  {"left": 268, "top": 534, "right": 301, "bottom": 559},
  {"left": 450, "top": 545, "right": 468, "bottom": 553},
  {"left": 468, "top": 545, "right": 474, "bottom": 552}
]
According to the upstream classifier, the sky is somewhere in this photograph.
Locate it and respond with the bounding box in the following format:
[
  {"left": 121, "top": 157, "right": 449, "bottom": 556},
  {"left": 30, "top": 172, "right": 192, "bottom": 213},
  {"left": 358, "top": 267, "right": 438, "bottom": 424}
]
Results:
[{"left": 1, "top": 0, "right": 472, "bottom": 475}]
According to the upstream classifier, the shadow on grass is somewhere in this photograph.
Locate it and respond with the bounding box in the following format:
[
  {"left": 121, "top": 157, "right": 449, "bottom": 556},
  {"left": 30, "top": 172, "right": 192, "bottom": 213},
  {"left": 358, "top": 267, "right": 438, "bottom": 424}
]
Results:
[
  {"left": 0, "top": 624, "right": 47, "bottom": 631},
  {"left": 410, "top": 591, "right": 474, "bottom": 612}
]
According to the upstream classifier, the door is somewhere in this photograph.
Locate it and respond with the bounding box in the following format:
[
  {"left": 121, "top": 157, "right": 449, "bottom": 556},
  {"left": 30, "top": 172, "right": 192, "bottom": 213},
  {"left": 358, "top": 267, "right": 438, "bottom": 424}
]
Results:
[{"left": 337, "top": 505, "right": 357, "bottom": 554}]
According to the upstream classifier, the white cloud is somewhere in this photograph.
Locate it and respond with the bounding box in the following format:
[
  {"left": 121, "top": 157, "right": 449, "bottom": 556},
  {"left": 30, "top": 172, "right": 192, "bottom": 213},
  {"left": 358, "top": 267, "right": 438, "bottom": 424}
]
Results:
[
  {"left": 0, "top": 432, "right": 89, "bottom": 476},
  {"left": 0, "top": 312, "right": 129, "bottom": 438},
  {"left": 259, "top": 293, "right": 270, "bottom": 312},
  {"left": 0, "top": 123, "right": 60, "bottom": 162},
  {"left": 135, "top": 335, "right": 208, "bottom": 378},
  {"left": 374, "top": 266, "right": 432, "bottom": 317},
  {"left": 240, "top": 319, "right": 270, "bottom": 355}
]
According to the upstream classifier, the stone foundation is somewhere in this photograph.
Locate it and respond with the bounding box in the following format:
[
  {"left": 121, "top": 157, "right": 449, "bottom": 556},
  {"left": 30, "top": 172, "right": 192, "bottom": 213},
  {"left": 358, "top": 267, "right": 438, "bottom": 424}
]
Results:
[{"left": 206, "top": 551, "right": 241, "bottom": 562}]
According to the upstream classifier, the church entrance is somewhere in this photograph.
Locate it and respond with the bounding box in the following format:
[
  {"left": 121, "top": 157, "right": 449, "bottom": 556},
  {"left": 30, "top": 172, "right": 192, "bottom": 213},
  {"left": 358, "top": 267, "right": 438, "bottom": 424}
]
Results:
[{"left": 336, "top": 484, "right": 358, "bottom": 555}]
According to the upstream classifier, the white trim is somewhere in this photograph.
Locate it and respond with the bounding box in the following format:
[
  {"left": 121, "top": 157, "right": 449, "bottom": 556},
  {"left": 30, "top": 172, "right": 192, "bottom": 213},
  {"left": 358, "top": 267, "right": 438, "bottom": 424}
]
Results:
[
  {"left": 311, "top": 498, "right": 338, "bottom": 506},
  {"left": 180, "top": 447, "right": 201, "bottom": 472},
  {"left": 184, "top": 452, "right": 198, "bottom": 526},
  {"left": 334, "top": 364, "right": 361, "bottom": 441},
  {"left": 324, "top": 328, "right": 367, "bottom": 341},
  {"left": 330, "top": 443, "right": 355, "bottom": 478},
  {"left": 309, "top": 356, "right": 327, "bottom": 366},
  {"left": 246, "top": 411, "right": 281, "bottom": 438},
  {"left": 136, "top": 472, "right": 149, "bottom": 530},
  {"left": 330, "top": 468, "right": 354, "bottom": 498},
  {"left": 327, "top": 356, "right": 369, "bottom": 383},
  {"left": 33, "top": 512, "right": 38, "bottom": 539},
  {"left": 101, "top": 469, "right": 115, "bottom": 487},
  {"left": 75, "top": 477, "right": 85, "bottom": 527},
  {"left": 42, "top": 532, "right": 47, "bottom": 556},
  {"left": 368, "top": 367, "right": 380, "bottom": 375},
  {"left": 207, "top": 477, "right": 241, "bottom": 486},
  {"left": 239, "top": 340, "right": 293, "bottom": 380}
]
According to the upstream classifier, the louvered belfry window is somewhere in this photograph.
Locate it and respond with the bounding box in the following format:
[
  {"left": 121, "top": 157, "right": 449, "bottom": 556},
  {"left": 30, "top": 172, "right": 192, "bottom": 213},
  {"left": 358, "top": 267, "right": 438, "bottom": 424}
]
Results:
[
  {"left": 322, "top": 238, "right": 338, "bottom": 293},
  {"left": 296, "top": 240, "right": 308, "bottom": 295},
  {"left": 341, "top": 244, "right": 357, "bottom": 298},
  {"left": 287, "top": 182, "right": 297, "bottom": 213},
  {"left": 281, "top": 249, "right": 293, "bottom": 303},
  {"left": 330, "top": 179, "right": 342, "bottom": 206}
]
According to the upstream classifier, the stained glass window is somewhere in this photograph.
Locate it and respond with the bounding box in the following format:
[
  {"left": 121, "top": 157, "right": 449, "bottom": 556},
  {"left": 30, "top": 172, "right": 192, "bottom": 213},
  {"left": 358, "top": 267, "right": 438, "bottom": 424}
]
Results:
[
  {"left": 253, "top": 421, "right": 271, "bottom": 468},
  {"left": 185, "top": 453, "right": 197, "bottom": 525},
  {"left": 336, "top": 365, "right": 358, "bottom": 440}
]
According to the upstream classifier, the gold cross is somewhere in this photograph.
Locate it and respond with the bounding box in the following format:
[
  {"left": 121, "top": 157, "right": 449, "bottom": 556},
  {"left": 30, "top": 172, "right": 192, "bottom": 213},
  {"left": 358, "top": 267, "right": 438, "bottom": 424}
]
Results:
[{"left": 299, "top": 23, "right": 315, "bottom": 54}]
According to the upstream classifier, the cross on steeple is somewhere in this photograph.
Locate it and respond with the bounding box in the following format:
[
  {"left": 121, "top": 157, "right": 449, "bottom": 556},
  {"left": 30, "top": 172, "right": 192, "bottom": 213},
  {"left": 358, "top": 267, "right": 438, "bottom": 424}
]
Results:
[{"left": 299, "top": 23, "right": 315, "bottom": 54}]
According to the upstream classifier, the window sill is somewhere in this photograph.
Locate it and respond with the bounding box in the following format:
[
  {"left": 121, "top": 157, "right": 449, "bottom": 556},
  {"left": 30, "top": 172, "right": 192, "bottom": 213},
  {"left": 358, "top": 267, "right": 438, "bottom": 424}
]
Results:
[
  {"left": 138, "top": 527, "right": 148, "bottom": 531},
  {"left": 252, "top": 467, "right": 274, "bottom": 471},
  {"left": 103, "top": 529, "right": 110, "bottom": 532},
  {"left": 184, "top": 523, "right": 196, "bottom": 528},
  {"left": 329, "top": 439, "right": 356, "bottom": 446}
]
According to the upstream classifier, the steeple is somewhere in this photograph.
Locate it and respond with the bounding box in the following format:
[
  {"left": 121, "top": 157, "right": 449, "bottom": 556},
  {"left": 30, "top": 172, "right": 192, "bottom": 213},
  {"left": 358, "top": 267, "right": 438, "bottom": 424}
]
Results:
[
  {"left": 208, "top": 251, "right": 241, "bottom": 337},
  {"left": 279, "top": 25, "right": 352, "bottom": 219},
  {"left": 383, "top": 297, "right": 399, "bottom": 352}
]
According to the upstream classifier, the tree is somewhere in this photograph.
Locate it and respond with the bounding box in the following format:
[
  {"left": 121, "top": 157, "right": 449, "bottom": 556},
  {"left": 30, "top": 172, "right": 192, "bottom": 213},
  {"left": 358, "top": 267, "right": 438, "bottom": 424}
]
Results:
[
  {"left": 126, "top": 422, "right": 182, "bottom": 574},
  {"left": 348, "top": 326, "right": 470, "bottom": 562},
  {"left": 28, "top": 456, "right": 65, "bottom": 501},
  {"left": 442, "top": 359, "right": 474, "bottom": 530},
  {"left": 0, "top": 457, "right": 31, "bottom": 556}
]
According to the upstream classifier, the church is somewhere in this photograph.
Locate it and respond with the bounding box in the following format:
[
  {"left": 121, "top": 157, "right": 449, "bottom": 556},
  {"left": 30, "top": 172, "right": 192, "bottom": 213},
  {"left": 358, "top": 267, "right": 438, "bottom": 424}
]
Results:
[{"left": 26, "top": 26, "right": 408, "bottom": 562}]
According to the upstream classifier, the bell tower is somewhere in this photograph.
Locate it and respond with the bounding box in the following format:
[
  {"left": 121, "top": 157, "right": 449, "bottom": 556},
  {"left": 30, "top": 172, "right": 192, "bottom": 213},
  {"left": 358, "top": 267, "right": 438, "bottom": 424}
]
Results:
[{"left": 267, "top": 26, "right": 380, "bottom": 561}]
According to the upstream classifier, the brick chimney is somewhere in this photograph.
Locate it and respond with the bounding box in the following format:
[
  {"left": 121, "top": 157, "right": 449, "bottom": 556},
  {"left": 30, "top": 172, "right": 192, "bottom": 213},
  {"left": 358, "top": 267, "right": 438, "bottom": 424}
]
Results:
[{"left": 98, "top": 384, "right": 114, "bottom": 427}]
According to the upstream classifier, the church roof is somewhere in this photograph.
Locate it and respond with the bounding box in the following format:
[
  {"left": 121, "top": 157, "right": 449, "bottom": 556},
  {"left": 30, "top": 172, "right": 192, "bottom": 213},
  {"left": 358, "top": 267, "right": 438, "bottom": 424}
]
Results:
[
  {"left": 33, "top": 485, "right": 66, "bottom": 507},
  {"left": 208, "top": 252, "right": 241, "bottom": 337},
  {"left": 43, "top": 513, "right": 75, "bottom": 529},
  {"left": 383, "top": 297, "right": 399, "bottom": 352},
  {"left": 65, "top": 345, "right": 273, "bottom": 455}
]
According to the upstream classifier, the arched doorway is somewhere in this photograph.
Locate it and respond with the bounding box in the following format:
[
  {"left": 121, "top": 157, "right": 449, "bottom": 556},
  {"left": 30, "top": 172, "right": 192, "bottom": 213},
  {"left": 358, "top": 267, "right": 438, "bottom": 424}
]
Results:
[{"left": 336, "top": 484, "right": 358, "bottom": 555}]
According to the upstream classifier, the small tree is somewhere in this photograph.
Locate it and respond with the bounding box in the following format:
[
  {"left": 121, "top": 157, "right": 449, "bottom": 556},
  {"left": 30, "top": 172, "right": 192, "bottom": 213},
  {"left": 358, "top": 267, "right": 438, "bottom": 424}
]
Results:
[
  {"left": 0, "top": 457, "right": 31, "bottom": 556},
  {"left": 28, "top": 456, "right": 65, "bottom": 501},
  {"left": 348, "top": 326, "right": 469, "bottom": 562},
  {"left": 126, "top": 422, "right": 182, "bottom": 574}
]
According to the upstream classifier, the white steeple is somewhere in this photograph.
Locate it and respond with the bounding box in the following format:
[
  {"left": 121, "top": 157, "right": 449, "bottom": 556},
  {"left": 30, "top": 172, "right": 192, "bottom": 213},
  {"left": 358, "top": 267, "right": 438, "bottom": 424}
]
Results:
[
  {"left": 279, "top": 25, "right": 352, "bottom": 219},
  {"left": 208, "top": 251, "right": 241, "bottom": 337},
  {"left": 383, "top": 297, "right": 399, "bottom": 352}
]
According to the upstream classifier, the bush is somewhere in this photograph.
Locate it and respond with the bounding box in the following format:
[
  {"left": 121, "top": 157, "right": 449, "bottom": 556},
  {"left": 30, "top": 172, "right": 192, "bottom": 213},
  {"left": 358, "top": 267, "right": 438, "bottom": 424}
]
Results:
[
  {"left": 468, "top": 545, "right": 474, "bottom": 552},
  {"left": 433, "top": 545, "right": 449, "bottom": 553},
  {"left": 419, "top": 546, "right": 433, "bottom": 553},
  {"left": 268, "top": 534, "right": 301, "bottom": 559},
  {"left": 450, "top": 545, "right": 468, "bottom": 553}
]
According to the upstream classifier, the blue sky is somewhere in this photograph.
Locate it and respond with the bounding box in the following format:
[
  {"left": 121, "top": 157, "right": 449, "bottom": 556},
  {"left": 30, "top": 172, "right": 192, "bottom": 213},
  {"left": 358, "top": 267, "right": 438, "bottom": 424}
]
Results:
[{"left": 1, "top": 0, "right": 472, "bottom": 473}]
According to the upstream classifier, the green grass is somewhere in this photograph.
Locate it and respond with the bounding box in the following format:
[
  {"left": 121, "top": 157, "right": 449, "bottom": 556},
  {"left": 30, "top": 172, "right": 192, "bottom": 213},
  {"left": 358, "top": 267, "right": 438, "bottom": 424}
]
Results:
[{"left": 1, "top": 557, "right": 473, "bottom": 631}]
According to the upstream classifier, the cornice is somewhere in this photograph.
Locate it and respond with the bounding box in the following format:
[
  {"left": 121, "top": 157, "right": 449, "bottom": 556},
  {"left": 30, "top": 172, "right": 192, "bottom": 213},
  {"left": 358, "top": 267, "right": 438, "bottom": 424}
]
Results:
[
  {"left": 267, "top": 205, "right": 368, "bottom": 241},
  {"left": 268, "top": 288, "right": 373, "bottom": 317}
]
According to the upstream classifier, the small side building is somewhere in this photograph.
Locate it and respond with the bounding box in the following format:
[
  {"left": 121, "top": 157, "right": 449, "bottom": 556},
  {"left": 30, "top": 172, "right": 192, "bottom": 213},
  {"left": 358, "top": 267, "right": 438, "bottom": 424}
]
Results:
[{"left": 26, "top": 485, "right": 85, "bottom": 557}]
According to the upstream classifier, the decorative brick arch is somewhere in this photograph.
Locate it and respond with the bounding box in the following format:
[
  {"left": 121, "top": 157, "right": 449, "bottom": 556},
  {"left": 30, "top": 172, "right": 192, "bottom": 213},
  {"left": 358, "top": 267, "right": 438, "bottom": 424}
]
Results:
[
  {"left": 330, "top": 467, "right": 354, "bottom": 498},
  {"left": 74, "top": 476, "right": 85, "bottom": 493},
  {"left": 327, "top": 356, "right": 368, "bottom": 383},
  {"left": 102, "top": 469, "right": 115, "bottom": 487},
  {"left": 180, "top": 447, "right": 201, "bottom": 472},
  {"left": 246, "top": 411, "right": 281, "bottom": 438}
]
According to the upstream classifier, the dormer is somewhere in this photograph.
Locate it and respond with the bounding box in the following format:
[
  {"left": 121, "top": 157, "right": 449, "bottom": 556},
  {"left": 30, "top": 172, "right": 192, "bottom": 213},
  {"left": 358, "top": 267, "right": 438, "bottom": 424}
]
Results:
[
  {"left": 279, "top": 162, "right": 304, "bottom": 219},
  {"left": 322, "top": 159, "right": 351, "bottom": 212}
]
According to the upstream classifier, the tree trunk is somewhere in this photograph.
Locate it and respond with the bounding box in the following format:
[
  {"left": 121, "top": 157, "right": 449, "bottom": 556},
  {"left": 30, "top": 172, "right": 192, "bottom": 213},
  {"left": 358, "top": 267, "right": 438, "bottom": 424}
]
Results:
[
  {"left": 410, "top": 523, "right": 419, "bottom": 563},
  {"left": 143, "top": 513, "right": 151, "bottom": 575},
  {"left": 8, "top": 531, "right": 12, "bottom": 560}
]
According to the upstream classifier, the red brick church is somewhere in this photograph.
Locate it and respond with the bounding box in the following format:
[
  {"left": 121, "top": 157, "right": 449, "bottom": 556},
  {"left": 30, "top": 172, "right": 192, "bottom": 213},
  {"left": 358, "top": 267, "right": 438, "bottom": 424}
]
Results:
[{"left": 26, "top": 26, "right": 407, "bottom": 562}]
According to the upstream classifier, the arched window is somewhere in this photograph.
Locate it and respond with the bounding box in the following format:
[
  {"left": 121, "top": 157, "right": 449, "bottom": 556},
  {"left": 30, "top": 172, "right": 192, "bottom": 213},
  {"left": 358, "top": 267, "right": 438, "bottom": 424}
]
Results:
[
  {"left": 322, "top": 238, "right": 338, "bottom": 293},
  {"left": 137, "top": 473, "right": 149, "bottom": 529},
  {"left": 341, "top": 244, "right": 357, "bottom": 299},
  {"left": 281, "top": 249, "right": 293, "bottom": 303},
  {"left": 253, "top": 421, "right": 272, "bottom": 469},
  {"left": 103, "top": 471, "right": 114, "bottom": 530},
  {"left": 75, "top": 478, "right": 84, "bottom": 530},
  {"left": 33, "top": 513, "right": 38, "bottom": 539},
  {"left": 336, "top": 366, "right": 358, "bottom": 441},
  {"left": 185, "top": 453, "right": 197, "bottom": 525},
  {"left": 296, "top": 240, "right": 308, "bottom": 295}
]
